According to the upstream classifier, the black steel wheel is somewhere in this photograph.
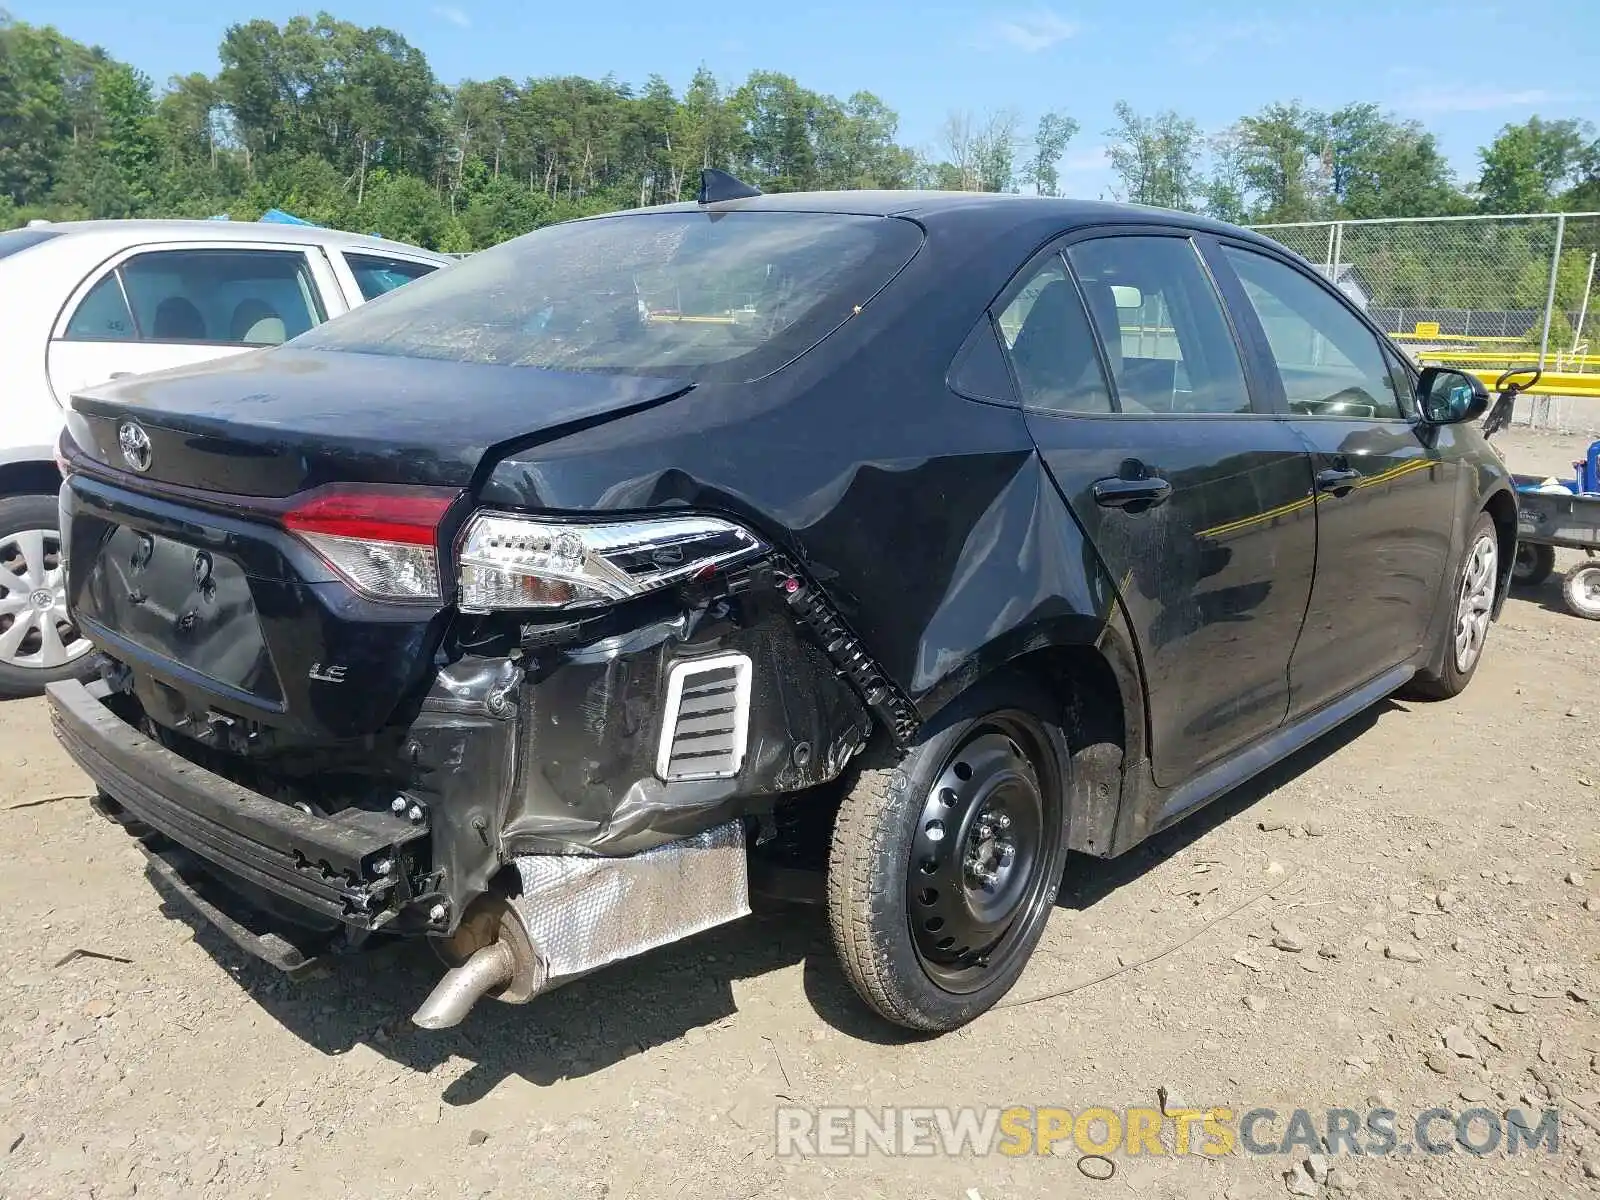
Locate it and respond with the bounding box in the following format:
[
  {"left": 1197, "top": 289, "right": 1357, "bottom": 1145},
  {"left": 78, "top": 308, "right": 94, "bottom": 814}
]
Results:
[
  {"left": 828, "top": 677, "right": 1069, "bottom": 1031},
  {"left": 1511, "top": 542, "right": 1556, "bottom": 587},
  {"left": 906, "top": 720, "right": 1054, "bottom": 993}
]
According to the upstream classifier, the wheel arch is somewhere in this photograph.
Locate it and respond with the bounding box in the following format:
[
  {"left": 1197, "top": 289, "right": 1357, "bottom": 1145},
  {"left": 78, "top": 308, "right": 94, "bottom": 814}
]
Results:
[
  {"left": 0, "top": 457, "right": 63, "bottom": 500},
  {"left": 1481, "top": 485, "right": 1517, "bottom": 615},
  {"left": 909, "top": 607, "right": 1149, "bottom": 859}
]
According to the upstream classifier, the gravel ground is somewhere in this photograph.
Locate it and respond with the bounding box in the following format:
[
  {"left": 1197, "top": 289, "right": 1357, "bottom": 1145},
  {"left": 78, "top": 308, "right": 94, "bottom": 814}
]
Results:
[{"left": 1, "top": 430, "right": 1597, "bottom": 1200}]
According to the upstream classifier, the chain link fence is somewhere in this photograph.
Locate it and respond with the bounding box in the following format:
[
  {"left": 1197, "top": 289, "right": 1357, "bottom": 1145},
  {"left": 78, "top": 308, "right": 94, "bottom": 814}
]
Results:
[{"left": 1249, "top": 212, "right": 1600, "bottom": 432}]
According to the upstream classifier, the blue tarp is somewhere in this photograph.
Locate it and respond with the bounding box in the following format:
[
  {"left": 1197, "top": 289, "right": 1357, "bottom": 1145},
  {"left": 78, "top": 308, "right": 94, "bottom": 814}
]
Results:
[
  {"left": 258, "top": 208, "right": 318, "bottom": 226},
  {"left": 203, "top": 209, "right": 319, "bottom": 225}
]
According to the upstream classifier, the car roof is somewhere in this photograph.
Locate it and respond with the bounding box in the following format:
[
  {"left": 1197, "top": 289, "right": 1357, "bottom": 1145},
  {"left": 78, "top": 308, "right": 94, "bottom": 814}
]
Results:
[
  {"left": 613, "top": 189, "right": 1275, "bottom": 244},
  {"left": 22, "top": 219, "right": 451, "bottom": 261}
]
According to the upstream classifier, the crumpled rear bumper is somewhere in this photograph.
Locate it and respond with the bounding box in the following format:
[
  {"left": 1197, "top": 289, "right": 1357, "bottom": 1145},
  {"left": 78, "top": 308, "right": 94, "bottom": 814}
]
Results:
[
  {"left": 51, "top": 548, "right": 883, "bottom": 999},
  {"left": 49, "top": 677, "right": 421, "bottom": 930},
  {"left": 57, "top": 673, "right": 755, "bottom": 985}
]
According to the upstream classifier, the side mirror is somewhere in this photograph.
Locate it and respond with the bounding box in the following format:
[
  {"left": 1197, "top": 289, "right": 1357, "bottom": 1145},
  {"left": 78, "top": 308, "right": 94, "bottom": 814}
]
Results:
[{"left": 1417, "top": 366, "right": 1489, "bottom": 425}]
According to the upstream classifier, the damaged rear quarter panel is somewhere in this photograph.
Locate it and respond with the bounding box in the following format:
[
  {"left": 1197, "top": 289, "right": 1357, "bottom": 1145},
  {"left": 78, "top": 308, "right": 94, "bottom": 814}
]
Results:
[
  {"left": 492, "top": 584, "right": 873, "bottom": 856},
  {"left": 473, "top": 211, "right": 1138, "bottom": 738}
]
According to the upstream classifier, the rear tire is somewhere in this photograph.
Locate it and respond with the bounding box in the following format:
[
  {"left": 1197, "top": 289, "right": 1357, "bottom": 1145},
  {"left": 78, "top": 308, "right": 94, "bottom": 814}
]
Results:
[
  {"left": 1403, "top": 511, "right": 1498, "bottom": 701},
  {"left": 826, "top": 676, "right": 1069, "bottom": 1032},
  {"left": 1511, "top": 542, "right": 1556, "bottom": 587},
  {"left": 0, "top": 494, "right": 98, "bottom": 700},
  {"left": 1562, "top": 562, "right": 1600, "bottom": 621}
]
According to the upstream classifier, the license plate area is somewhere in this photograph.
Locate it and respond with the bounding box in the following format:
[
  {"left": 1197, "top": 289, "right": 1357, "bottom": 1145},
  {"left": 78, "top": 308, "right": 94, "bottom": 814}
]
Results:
[{"left": 80, "top": 525, "right": 283, "bottom": 702}]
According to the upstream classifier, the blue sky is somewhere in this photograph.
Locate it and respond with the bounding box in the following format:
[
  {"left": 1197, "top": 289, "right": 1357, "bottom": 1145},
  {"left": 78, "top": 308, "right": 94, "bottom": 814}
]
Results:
[{"left": 26, "top": 0, "right": 1598, "bottom": 199}]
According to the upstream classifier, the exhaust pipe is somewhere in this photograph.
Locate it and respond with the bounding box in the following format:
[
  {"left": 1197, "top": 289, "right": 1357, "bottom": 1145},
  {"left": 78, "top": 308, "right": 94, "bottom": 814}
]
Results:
[
  {"left": 411, "top": 941, "right": 516, "bottom": 1030},
  {"left": 409, "top": 822, "right": 750, "bottom": 1030},
  {"left": 411, "top": 897, "right": 546, "bottom": 1030}
]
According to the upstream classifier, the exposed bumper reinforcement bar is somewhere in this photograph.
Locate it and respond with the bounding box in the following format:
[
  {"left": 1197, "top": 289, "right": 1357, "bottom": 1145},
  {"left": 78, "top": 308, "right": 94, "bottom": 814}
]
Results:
[{"left": 48, "top": 678, "right": 422, "bottom": 928}]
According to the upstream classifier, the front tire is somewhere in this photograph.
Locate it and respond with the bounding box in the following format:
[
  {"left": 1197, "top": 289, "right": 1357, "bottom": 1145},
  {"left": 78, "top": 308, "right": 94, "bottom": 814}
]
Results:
[
  {"left": 1562, "top": 562, "right": 1600, "bottom": 621},
  {"left": 0, "top": 494, "right": 97, "bottom": 699},
  {"left": 826, "top": 678, "right": 1069, "bottom": 1032},
  {"left": 1404, "top": 511, "right": 1498, "bottom": 701}
]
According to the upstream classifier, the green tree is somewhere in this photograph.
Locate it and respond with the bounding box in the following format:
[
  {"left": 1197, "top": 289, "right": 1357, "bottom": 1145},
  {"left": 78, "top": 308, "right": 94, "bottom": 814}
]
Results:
[
  {"left": 1318, "top": 103, "right": 1466, "bottom": 218},
  {"left": 246, "top": 152, "right": 352, "bottom": 226},
  {"left": 10, "top": 9, "right": 1598, "bottom": 254},
  {"left": 1477, "top": 117, "right": 1593, "bottom": 213},
  {"left": 1236, "top": 101, "right": 1325, "bottom": 222},
  {"left": 1019, "top": 111, "right": 1078, "bottom": 197},
  {"left": 91, "top": 61, "right": 160, "bottom": 210},
  {"left": 1105, "top": 102, "right": 1200, "bottom": 210},
  {"left": 359, "top": 171, "right": 453, "bottom": 247},
  {"left": 461, "top": 175, "right": 549, "bottom": 246},
  {"left": 0, "top": 16, "right": 83, "bottom": 203},
  {"left": 1201, "top": 128, "right": 1249, "bottom": 223},
  {"left": 731, "top": 71, "right": 818, "bottom": 191}
]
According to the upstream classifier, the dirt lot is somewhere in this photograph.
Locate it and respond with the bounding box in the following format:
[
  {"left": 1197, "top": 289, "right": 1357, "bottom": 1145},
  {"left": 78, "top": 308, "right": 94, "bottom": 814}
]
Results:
[{"left": 2, "top": 430, "right": 1598, "bottom": 1200}]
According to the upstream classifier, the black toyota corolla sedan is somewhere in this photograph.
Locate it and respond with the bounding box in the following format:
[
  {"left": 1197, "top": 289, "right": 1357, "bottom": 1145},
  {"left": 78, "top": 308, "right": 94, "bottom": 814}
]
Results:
[{"left": 49, "top": 175, "right": 1516, "bottom": 1033}]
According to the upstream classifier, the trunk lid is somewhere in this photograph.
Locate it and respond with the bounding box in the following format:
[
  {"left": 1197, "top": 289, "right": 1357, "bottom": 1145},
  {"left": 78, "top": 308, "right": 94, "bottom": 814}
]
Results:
[
  {"left": 68, "top": 347, "right": 692, "bottom": 496},
  {"left": 61, "top": 348, "right": 690, "bottom": 741}
]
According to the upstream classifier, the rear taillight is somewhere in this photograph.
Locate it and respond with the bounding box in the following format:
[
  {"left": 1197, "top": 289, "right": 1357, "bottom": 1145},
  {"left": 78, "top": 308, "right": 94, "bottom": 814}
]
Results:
[
  {"left": 455, "top": 512, "right": 767, "bottom": 612},
  {"left": 283, "top": 485, "right": 458, "bottom": 603}
]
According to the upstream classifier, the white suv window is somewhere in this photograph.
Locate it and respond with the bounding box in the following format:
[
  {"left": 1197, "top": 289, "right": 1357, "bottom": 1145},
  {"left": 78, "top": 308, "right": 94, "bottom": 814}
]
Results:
[
  {"left": 64, "top": 249, "right": 325, "bottom": 346},
  {"left": 344, "top": 253, "right": 438, "bottom": 301},
  {"left": 64, "top": 275, "right": 138, "bottom": 340}
]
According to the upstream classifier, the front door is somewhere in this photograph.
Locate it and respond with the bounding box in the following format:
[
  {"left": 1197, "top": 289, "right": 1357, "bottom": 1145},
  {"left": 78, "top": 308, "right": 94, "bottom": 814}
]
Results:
[
  {"left": 1208, "top": 240, "right": 1458, "bottom": 718},
  {"left": 998, "top": 231, "right": 1317, "bottom": 786}
]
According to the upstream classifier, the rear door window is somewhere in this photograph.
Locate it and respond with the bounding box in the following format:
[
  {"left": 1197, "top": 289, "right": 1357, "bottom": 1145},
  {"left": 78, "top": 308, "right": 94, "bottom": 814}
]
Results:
[
  {"left": 63, "top": 274, "right": 138, "bottom": 340},
  {"left": 994, "top": 255, "right": 1114, "bottom": 414},
  {"left": 64, "top": 248, "right": 325, "bottom": 346},
  {"left": 1065, "top": 236, "right": 1254, "bottom": 415},
  {"left": 343, "top": 252, "right": 439, "bottom": 300}
]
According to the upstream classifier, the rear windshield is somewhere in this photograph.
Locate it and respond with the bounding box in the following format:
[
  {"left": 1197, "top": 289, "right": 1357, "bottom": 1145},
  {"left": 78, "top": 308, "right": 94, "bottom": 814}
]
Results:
[
  {"left": 0, "top": 228, "right": 61, "bottom": 260},
  {"left": 296, "top": 211, "right": 923, "bottom": 382}
]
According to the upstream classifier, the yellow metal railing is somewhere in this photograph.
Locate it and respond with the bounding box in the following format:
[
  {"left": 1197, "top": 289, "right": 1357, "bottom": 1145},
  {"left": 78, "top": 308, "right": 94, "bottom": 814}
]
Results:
[
  {"left": 1390, "top": 332, "right": 1526, "bottom": 345},
  {"left": 1413, "top": 349, "right": 1600, "bottom": 369},
  {"left": 1458, "top": 369, "right": 1600, "bottom": 398}
]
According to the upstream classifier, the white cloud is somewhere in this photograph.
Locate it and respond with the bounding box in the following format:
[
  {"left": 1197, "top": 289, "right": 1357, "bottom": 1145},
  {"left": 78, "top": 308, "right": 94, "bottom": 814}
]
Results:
[
  {"left": 987, "top": 10, "right": 1079, "bottom": 53},
  {"left": 1392, "top": 84, "right": 1568, "bottom": 115},
  {"left": 432, "top": 5, "right": 471, "bottom": 27}
]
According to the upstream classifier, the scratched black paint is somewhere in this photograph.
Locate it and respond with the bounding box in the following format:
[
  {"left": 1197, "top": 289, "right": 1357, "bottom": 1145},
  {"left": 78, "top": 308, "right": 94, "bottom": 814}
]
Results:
[{"left": 53, "top": 191, "right": 1516, "bottom": 946}]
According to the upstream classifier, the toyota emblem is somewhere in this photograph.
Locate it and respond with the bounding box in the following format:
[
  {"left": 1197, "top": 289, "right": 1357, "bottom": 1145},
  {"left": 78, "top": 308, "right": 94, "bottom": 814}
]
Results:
[{"left": 117, "top": 421, "right": 152, "bottom": 473}]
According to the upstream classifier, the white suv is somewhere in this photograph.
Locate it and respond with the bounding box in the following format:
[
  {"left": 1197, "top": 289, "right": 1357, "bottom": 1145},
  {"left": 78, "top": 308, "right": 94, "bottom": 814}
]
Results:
[{"left": 0, "top": 219, "right": 450, "bottom": 696}]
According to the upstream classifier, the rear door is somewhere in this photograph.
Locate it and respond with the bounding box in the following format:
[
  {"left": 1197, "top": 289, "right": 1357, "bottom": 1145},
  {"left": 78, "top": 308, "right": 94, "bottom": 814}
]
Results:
[
  {"left": 998, "top": 229, "right": 1318, "bottom": 786},
  {"left": 1206, "top": 239, "right": 1457, "bottom": 719},
  {"left": 45, "top": 242, "right": 345, "bottom": 406}
]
